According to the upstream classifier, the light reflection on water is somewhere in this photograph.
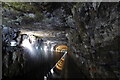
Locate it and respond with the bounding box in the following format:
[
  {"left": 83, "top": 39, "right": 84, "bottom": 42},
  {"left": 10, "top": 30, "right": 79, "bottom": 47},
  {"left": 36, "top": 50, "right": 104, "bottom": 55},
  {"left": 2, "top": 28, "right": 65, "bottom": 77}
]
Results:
[
  {"left": 21, "top": 37, "right": 42, "bottom": 60},
  {"left": 20, "top": 35, "right": 65, "bottom": 73},
  {"left": 20, "top": 37, "right": 63, "bottom": 61}
]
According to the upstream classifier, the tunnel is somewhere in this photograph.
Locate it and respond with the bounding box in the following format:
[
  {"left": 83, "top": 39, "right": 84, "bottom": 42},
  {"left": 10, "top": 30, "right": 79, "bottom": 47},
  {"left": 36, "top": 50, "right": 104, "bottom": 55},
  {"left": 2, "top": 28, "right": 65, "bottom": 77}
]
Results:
[{"left": 1, "top": 2, "right": 120, "bottom": 80}]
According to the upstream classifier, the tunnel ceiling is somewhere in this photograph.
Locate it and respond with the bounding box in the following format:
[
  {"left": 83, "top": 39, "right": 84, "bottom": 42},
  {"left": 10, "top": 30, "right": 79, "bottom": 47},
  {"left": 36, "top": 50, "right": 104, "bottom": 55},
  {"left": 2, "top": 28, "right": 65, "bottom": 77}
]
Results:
[
  {"left": 2, "top": 2, "right": 71, "bottom": 42},
  {"left": 2, "top": 2, "right": 73, "bottom": 30}
]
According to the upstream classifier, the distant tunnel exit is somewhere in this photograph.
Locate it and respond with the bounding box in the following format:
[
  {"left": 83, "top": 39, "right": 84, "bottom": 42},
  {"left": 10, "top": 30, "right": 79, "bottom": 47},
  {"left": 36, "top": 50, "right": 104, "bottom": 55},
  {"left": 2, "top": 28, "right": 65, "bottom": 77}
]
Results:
[{"left": 54, "top": 45, "right": 68, "bottom": 53}]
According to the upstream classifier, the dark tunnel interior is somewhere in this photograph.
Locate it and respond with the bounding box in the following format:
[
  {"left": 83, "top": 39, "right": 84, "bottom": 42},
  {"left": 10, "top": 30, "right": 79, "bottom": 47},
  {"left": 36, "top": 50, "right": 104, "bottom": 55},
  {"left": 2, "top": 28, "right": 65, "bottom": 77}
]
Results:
[{"left": 1, "top": 2, "right": 120, "bottom": 80}]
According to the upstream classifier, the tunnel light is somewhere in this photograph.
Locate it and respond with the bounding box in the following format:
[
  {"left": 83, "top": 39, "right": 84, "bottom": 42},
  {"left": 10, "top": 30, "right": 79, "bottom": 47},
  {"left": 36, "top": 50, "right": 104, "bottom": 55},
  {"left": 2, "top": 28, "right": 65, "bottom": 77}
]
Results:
[
  {"left": 20, "top": 30, "right": 54, "bottom": 38},
  {"left": 29, "top": 35, "right": 36, "bottom": 44},
  {"left": 21, "top": 39, "right": 34, "bottom": 54},
  {"left": 36, "top": 46, "right": 39, "bottom": 50},
  {"left": 10, "top": 40, "right": 17, "bottom": 46},
  {"left": 44, "top": 40, "right": 53, "bottom": 44},
  {"left": 51, "top": 47, "right": 53, "bottom": 52},
  {"left": 46, "top": 41, "right": 51, "bottom": 44},
  {"left": 44, "top": 45, "right": 48, "bottom": 52}
]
